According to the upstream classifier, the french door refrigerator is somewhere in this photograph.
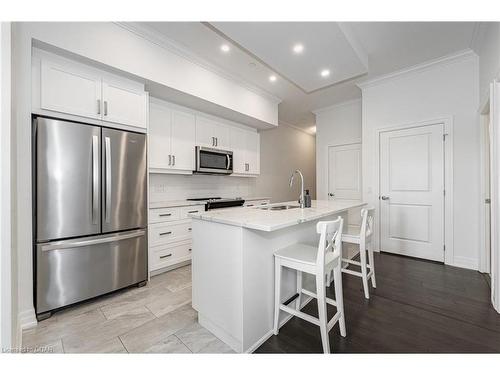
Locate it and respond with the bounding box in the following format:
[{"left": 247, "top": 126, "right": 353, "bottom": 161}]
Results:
[{"left": 33, "top": 117, "right": 148, "bottom": 320}]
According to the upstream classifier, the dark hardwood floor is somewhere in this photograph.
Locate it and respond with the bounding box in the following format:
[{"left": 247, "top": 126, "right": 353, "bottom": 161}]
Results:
[{"left": 255, "top": 252, "right": 500, "bottom": 353}]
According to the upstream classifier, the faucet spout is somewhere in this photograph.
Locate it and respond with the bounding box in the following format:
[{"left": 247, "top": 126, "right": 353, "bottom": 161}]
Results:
[{"left": 289, "top": 169, "right": 305, "bottom": 208}]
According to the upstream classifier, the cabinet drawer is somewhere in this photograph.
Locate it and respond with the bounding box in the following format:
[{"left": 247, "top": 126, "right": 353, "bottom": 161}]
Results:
[
  {"left": 149, "top": 207, "right": 181, "bottom": 224},
  {"left": 149, "top": 221, "right": 192, "bottom": 246},
  {"left": 150, "top": 241, "right": 192, "bottom": 270},
  {"left": 180, "top": 205, "right": 205, "bottom": 219}
]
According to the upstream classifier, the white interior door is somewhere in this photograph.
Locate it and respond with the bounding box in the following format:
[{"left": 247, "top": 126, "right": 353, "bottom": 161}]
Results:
[
  {"left": 379, "top": 124, "right": 444, "bottom": 262},
  {"left": 328, "top": 143, "right": 362, "bottom": 201}
]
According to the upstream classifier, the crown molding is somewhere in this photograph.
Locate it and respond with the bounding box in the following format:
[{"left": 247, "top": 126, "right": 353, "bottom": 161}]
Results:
[
  {"left": 277, "top": 120, "right": 316, "bottom": 136},
  {"left": 357, "top": 49, "right": 478, "bottom": 90},
  {"left": 114, "top": 22, "right": 282, "bottom": 105},
  {"left": 312, "top": 97, "right": 362, "bottom": 115}
]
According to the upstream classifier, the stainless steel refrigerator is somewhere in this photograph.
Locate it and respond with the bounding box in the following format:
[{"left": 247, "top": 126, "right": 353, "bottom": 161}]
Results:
[{"left": 33, "top": 117, "right": 148, "bottom": 320}]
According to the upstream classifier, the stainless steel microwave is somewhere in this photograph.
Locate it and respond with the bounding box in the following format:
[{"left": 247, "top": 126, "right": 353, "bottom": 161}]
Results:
[{"left": 195, "top": 146, "right": 233, "bottom": 174}]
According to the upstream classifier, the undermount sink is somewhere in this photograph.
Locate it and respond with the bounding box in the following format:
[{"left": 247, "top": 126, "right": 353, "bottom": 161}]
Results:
[{"left": 258, "top": 204, "right": 300, "bottom": 211}]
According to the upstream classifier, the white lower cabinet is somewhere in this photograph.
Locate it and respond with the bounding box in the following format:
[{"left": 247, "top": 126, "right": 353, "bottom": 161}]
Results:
[{"left": 148, "top": 204, "right": 204, "bottom": 274}]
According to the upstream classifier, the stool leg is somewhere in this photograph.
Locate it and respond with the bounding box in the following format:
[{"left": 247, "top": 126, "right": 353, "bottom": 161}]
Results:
[
  {"left": 359, "top": 242, "right": 370, "bottom": 299},
  {"left": 333, "top": 260, "right": 346, "bottom": 337},
  {"left": 273, "top": 259, "right": 281, "bottom": 335},
  {"left": 296, "top": 270, "right": 302, "bottom": 311},
  {"left": 316, "top": 272, "right": 330, "bottom": 353},
  {"left": 367, "top": 242, "right": 376, "bottom": 288}
]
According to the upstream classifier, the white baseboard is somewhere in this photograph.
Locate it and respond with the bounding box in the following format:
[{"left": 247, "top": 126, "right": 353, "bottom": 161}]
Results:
[
  {"left": 452, "top": 256, "right": 479, "bottom": 271},
  {"left": 18, "top": 308, "right": 37, "bottom": 332}
]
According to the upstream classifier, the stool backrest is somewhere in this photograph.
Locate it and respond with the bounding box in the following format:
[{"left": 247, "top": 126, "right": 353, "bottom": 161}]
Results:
[
  {"left": 316, "top": 216, "right": 344, "bottom": 271},
  {"left": 360, "top": 207, "right": 375, "bottom": 240}
]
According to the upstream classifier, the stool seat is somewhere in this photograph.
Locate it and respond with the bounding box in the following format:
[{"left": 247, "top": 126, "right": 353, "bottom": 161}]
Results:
[{"left": 275, "top": 243, "right": 339, "bottom": 266}]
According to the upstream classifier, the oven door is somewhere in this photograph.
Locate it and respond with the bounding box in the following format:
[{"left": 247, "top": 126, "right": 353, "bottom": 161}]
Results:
[{"left": 195, "top": 146, "right": 233, "bottom": 174}]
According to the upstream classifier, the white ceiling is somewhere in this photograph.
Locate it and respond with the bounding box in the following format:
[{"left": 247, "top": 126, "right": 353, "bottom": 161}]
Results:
[{"left": 138, "top": 22, "right": 478, "bottom": 134}]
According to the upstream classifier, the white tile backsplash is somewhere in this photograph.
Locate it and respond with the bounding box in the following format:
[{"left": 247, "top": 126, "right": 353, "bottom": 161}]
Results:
[{"left": 150, "top": 173, "right": 257, "bottom": 202}]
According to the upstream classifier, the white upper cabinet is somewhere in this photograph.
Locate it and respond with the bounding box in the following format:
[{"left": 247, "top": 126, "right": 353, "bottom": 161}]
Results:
[
  {"left": 170, "top": 109, "right": 196, "bottom": 171},
  {"left": 196, "top": 116, "right": 230, "bottom": 150},
  {"left": 102, "top": 78, "right": 148, "bottom": 128},
  {"left": 35, "top": 50, "right": 147, "bottom": 130},
  {"left": 229, "top": 127, "right": 260, "bottom": 175},
  {"left": 149, "top": 100, "right": 195, "bottom": 173},
  {"left": 149, "top": 103, "right": 172, "bottom": 170},
  {"left": 40, "top": 59, "right": 102, "bottom": 120}
]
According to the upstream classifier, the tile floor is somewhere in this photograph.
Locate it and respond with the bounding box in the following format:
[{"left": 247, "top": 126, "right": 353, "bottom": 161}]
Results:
[{"left": 22, "top": 265, "right": 234, "bottom": 353}]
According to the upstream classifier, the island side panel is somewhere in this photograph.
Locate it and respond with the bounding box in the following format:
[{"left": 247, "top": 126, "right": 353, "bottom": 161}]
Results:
[
  {"left": 241, "top": 212, "right": 347, "bottom": 352},
  {"left": 191, "top": 218, "right": 244, "bottom": 352}
]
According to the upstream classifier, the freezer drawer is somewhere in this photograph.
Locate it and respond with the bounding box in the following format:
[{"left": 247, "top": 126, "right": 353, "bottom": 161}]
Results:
[{"left": 36, "top": 229, "right": 147, "bottom": 314}]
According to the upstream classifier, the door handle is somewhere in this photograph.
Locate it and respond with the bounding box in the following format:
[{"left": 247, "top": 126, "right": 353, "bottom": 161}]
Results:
[
  {"left": 328, "top": 193, "right": 335, "bottom": 197},
  {"left": 485, "top": 198, "right": 491, "bottom": 204},
  {"left": 41, "top": 230, "right": 145, "bottom": 251},
  {"left": 92, "top": 135, "right": 99, "bottom": 225},
  {"left": 97, "top": 99, "right": 101, "bottom": 115},
  {"left": 104, "top": 100, "right": 108, "bottom": 116},
  {"left": 216, "top": 138, "right": 218, "bottom": 147},
  {"left": 105, "top": 137, "right": 111, "bottom": 223},
  {"left": 172, "top": 155, "right": 176, "bottom": 166},
  {"left": 212, "top": 137, "right": 215, "bottom": 147},
  {"left": 381, "top": 195, "right": 390, "bottom": 200},
  {"left": 168, "top": 154, "right": 172, "bottom": 166}
]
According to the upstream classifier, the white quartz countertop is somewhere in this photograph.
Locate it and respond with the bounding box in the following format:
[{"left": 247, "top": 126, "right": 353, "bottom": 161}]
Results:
[{"left": 189, "top": 200, "right": 366, "bottom": 232}]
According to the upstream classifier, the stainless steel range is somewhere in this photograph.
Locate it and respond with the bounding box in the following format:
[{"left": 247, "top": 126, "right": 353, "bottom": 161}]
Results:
[
  {"left": 33, "top": 116, "right": 148, "bottom": 320},
  {"left": 186, "top": 197, "right": 245, "bottom": 211}
]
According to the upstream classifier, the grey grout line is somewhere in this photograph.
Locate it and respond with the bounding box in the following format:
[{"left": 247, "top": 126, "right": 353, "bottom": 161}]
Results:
[
  {"left": 174, "top": 333, "right": 193, "bottom": 353},
  {"left": 60, "top": 338, "right": 65, "bottom": 354},
  {"left": 118, "top": 336, "right": 129, "bottom": 353}
]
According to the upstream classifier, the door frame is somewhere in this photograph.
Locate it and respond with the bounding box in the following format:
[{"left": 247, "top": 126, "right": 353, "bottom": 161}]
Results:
[
  {"left": 479, "top": 98, "right": 491, "bottom": 274},
  {"left": 375, "top": 117, "right": 454, "bottom": 266},
  {"left": 327, "top": 142, "right": 362, "bottom": 201}
]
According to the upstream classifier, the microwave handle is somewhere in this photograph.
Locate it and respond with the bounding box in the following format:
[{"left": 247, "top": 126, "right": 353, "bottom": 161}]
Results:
[{"left": 226, "top": 154, "right": 230, "bottom": 170}]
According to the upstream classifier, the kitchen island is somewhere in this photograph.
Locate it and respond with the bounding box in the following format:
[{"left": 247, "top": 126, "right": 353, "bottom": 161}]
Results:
[{"left": 190, "top": 200, "right": 366, "bottom": 353}]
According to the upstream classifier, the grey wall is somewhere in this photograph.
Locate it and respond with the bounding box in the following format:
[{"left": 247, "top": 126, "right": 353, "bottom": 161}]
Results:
[{"left": 255, "top": 124, "right": 316, "bottom": 203}]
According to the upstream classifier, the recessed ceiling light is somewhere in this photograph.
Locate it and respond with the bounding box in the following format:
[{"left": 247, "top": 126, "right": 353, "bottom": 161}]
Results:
[
  {"left": 220, "top": 44, "right": 230, "bottom": 53},
  {"left": 292, "top": 43, "right": 304, "bottom": 54},
  {"left": 269, "top": 75, "right": 277, "bottom": 82},
  {"left": 320, "top": 69, "right": 330, "bottom": 77}
]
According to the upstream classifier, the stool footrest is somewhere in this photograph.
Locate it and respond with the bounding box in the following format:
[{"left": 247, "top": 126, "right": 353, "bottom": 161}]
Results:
[
  {"left": 327, "top": 312, "right": 341, "bottom": 332},
  {"left": 341, "top": 258, "right": 372, "bottom": 269},
  {"left": 300, "top": 289, "right": 337, "bottom": 306},
  {"left": 279, "top": 304, "right": 341, "bottom": 333}
]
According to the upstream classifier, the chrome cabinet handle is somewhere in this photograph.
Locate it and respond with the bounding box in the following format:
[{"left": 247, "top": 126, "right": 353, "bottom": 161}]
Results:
[
  {"left": 172, "top": 155, "right": 176, "bottom": 166},
  {"left": 168, "top": 154, "right": 172, "bottom": 166},
  {"left": 188, "top": 210, "right": 198, "bottom": 214},
  {"left": 381, "top": 196, "right": 390, "bottom": 200},
  {"left": 188, "top": 228, "right": 192, "bottom": 231},
  {"left": 104, "top": 100, "right": 108, "bottom": 116},
  {"left": 97, "top": 99, "right": 101, "bottom": 115},
  {"left": 159, "top": 253, "right": 172, "bottom": 259},
  {"left": 215, "top": 137, "right": 218, "bottom": 147},
  {"left": 159, "top": 213, "right": 172, "bottom": 217},
  {"left": 105, "top": 137, "right": 111, "bottom": 223},
  {"left": 92, "top": 135, "right": 99, "bottom": 225},
  {"left": 212, "top": 137, "right": 215, "bottom": 147},
  {"left": 159, "top": 231, "right": 172, "bottom": 236}
]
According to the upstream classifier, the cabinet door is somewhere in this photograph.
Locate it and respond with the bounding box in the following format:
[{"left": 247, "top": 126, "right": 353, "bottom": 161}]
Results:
[
  {"left": 149, "top": 103, "right": 172, "bottom": 169},
  {"left": 246, "top": 131, "right": 260, "bottom": 175},
  {"left": 195, "top": 116, "right": 216, "bottom": 148},
  {"left": 171, "top": 109, "right": 196, "bottom": 171},
  {"left": 230, "top": 127, "right": 247, "bottom": 174},
  {"left": 214, "top": 123, "right": 230, "bottom": 150},
  {"left": 40, "top": 59, "right": 102, "bottom": 120},
  {"left": 102, "top": 80, "right": 147, "bottom": 128}
]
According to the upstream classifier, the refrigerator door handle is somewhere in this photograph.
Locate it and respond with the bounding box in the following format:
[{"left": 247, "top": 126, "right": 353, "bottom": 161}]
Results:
[
  {"left": 40, "top": 230, "right": 146, "bottom": 252},
  {"left": 92, "top": 135, "right": 99, "bottom": 225},
  {"left": 105, "top": 136, "right": 111, "bottom": 223}
]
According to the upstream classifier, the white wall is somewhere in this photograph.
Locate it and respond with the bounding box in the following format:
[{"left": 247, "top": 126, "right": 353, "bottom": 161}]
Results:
[
  {"left": 360, "top": 51, "right": 480, "bottom": 270},
  {"left": 0, "top": 22, "right": 13, "bottom": 351},
  {"left": 255, "top": 124, "right": 316, "bottom": 203},
  {"left": 473, "top": 23, "right": 500, "bottom": 106},
  {"left": 10, "top": 22, "right": 280, "bottom": 331},
  {"left": 314, "top": 99, "right": 362, "bottom": 200}
]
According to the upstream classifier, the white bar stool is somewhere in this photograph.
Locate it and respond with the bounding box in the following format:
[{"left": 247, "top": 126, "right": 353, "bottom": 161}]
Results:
[
  {"left": 273, "top": 217, "right": 346, "bottom": 354},
  {"left": 341, "top": 207, "right": 376, "bottom": 299}
]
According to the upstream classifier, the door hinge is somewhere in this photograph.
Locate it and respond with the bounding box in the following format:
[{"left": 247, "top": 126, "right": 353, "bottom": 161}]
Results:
[
  {"left": 443, "top": 245, "right": 446, "bottom": 252},
  {"left": 443, "top": 133, "right": 448, "bottom": 141}
]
